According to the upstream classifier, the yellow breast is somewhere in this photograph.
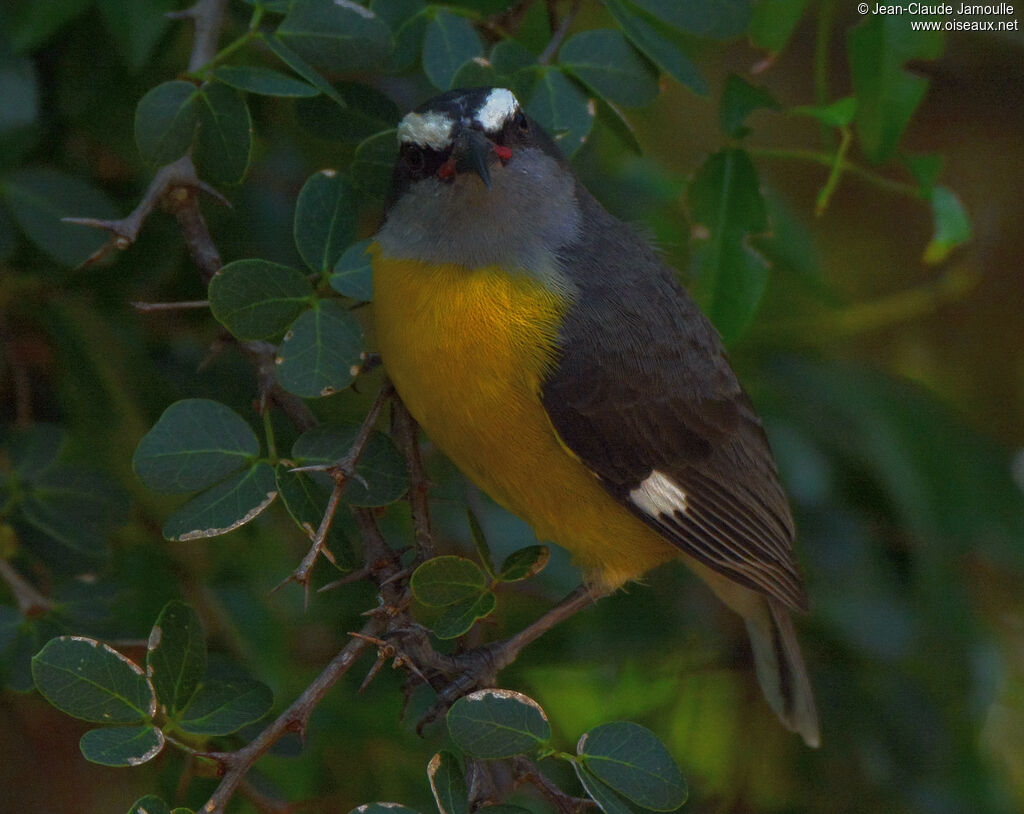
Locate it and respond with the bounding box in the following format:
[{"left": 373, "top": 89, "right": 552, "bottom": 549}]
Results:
[{"left": 371, "top": 245, "right": 678, "bottom": 590}]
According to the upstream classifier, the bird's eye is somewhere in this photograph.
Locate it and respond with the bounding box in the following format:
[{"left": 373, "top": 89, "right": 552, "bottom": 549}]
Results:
[
  {"left": 404, "top": 144, "right": 425, "bottom": 173},
  {"left": 513, "top": 110, "right": 529, "bottom": 134}
]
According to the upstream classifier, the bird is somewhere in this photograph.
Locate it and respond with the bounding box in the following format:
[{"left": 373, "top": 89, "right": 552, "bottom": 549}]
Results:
[{"left": 370, "top": 86, "right": 819, "bottom": 747}]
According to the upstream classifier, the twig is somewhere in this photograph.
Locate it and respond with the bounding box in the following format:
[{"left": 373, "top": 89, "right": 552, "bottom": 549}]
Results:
[
  {"left": 170, "top": 0, "right": 230, "bottom": 74},
  {"left": 131, "top": 300, "right": 210, "bottom": 312},
  {"left": 538, "top": 0, "right": 583, "bottom": 65},
  {"left": 63, "top": 155, "right": 229, "bottom": 267},
  {"left": 512, "top": 756, "right": 595, "bottom": 814},
  {"left": 199, "top": 618, "right": 381, "bottom": 814},
  {"left": 0, "top": 560, "right": 52, "bottom": 617}
]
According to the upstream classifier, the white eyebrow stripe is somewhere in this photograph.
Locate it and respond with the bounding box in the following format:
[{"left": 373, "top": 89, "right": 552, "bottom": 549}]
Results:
[
  {"left": 474, "top": 88, "right": 518, "bottom": 132},
  {"left": 397, "top": 111, "right": 454, "bottom": 149}
]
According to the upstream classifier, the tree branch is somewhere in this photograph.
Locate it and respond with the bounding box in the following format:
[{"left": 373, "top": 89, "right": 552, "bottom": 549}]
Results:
[{"left": 538, "top": 0, "right": 583, "bottom": 65}]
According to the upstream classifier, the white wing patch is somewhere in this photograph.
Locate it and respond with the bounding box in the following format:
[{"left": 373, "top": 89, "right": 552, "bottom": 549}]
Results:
[
  {"left": 629, "top": 470, "right": 688, "bottom": 519},
  {"left": 397, "top": 111, "right": 454, "bottom": 149},
  {"left": 474, "top": 88, "right": 518, "bottom": 132}
]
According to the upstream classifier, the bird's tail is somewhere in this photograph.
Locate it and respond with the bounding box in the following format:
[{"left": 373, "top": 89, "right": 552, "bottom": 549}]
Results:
[{"left": 744, "top": 597, "right": 820, "bottom": 748}]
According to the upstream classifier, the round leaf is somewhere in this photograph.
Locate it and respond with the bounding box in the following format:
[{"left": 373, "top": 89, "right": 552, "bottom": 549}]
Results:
[
  {"left": 330, "top": 239, "right": 374, "bottom": 301},
  {"left": 577, "top": 721, "right": 687, "bottom": 811},
  {"left": 178, "top": 678, "right": 273, "bottom": 735},
  {"left": 526, "top": 68, "right": 594, "bottom": 159},
  {"left": 291, "top": 424, "right": 407, "bottom": 506},
  {"left": 427, "top": 751, "right": 468, "bottom": 814},
  {"left": 276, "top": 0, "right": 393, "bottom": 73},
  {"left": 572, "top": 763, "right": 635, "bottom": 814},
  {"left": 447, "top": 689, "right": 551, "bottom": 758},
  {"left": 558, "top": 30, "right": 659, "bottom": 108},
  {"left": 410, "top": 556, "right": 487, "bottom": 607},
  {"left": 162, "top": 462, "right": 278, "bottom": 541},
  {"left": 498, "top": 545, "right": 550, "bottom": 582},
  {"left": 147, "top": 600, "right": 207, "bottom": 714},
  {"left": 294, "top": 170, "right": 357, "bottom": 274},
  {"left": 79, "top": 724, "right": 165, "bottom": 767},
  {"left": 212, "top": 65, "right": 318, "bottom": 97},
  {"left": 134, "top": 80, "right": 199, "bottom": 165},
  {"left": 276, "top": 300, "right": 364, "bottom": 398},
  {"left": 432, "top": 590, "right": 496, "bottom": 640},
  {"left": 209, "top": 259, "right": 314, "bottom": 340},
  {"left": 133, "top": 399, "right": 259, "bottom": 494},
  {"left": 194, "top": 82, "right": 253, "bottom": 185},
  {"left": 422, "top": 10, "right": 483, "bottom": 90},
  {"left": 128, "top": 796, "right": 173, "bottom": 814},
  {"left": 32, "top": 636, "right": 156, "bottom": 723}
]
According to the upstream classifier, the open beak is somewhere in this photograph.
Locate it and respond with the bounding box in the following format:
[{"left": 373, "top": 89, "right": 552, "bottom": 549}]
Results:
[{"left": 452, "top": 127, "right": 493, "bottom": 189}]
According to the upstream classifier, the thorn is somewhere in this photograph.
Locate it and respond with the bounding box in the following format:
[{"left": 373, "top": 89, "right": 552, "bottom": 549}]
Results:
[
  {"left": 359, "top": 655, "right": 388, "bottom": 692},
  {"left": 198, "top": 180, "right": 232, "bottom": 207}
]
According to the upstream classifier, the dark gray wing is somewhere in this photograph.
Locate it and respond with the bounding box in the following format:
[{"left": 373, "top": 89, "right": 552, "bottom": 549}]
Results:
[{"left": 541, "top": 186, "right": 807, "bottom": 610}]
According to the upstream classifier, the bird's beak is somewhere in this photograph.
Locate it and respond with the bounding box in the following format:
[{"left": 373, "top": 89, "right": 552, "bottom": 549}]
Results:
[{"left": 452, "top": 128, "right": 493, "bottom": 189}]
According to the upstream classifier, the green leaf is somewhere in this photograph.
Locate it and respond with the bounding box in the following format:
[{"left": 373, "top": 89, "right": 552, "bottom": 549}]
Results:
[
  {"left": 18, "top": 467, "right": 127, "bottom": 561},
  {"left": 451, "top": 58, "right": 500, "bottom": 91},
  {"left": 578, "top": 722, "right": 687, "bottom": 811},
  {"left": 32, "top": 636, "right": 156, "bottom": 723},
  {"left": 687, "top": 148, "right": 769, "bottom": 343},
  {"left": 194, "top": 82, "right": 253, "bottom": 186},
  {"left": 447, "top": 689, "right": 551, "bottom": 759},
  {"left": 573, "top": 763, "right": 636, "bottom": 814},
  {"left": 294, "top": 82, "right": 399, "bottom": 144},
  {"left": 848, "top": 14, "right": 943, "bottom": 163},
  {"left": 9, "top": 0, "right": 90, "bottom": 53},
  {"left": 212, "top": 65, "right": 318, "bottom": 97},
  {"left": 432, "top": 591, "right": 497, "bottom": 639},
  {"left": 7, "top": 423, "right": 64, "bottom": 480},
  {"left": 330, "top": 239, "right": 374, "bottom": 301},
  {"left": 147, "top": 601, "right": 206, "bottom": 714},
  {"left": 526, "top": 68, "right": 594, "bottom": 158},
  {"left": 79, "top": 725, "right": 165, "bottom": 767},
  {"left": 428, "top": 751, "right": 469, "bottom": 814},
  {"left": 720, "top": 74, "right": 779, "bottom": 137},
  {"left": 373, "top": 0, "right": 429, "bottom": 72},
  {"left": 466, "top": 507, "right": 496, "bottom": 577},
  {"left": 351, "top": 129, "right": 398, "bottom": 197},
  {"left": 134, "top": 80, "right": 200, "bottom": 166},
  {"left": 498, "top": 545, "right": 549, "bottom": 582},
  {"left": 209, "top": 259, "right": 315, "bottom": 340},
  {"left": 128, "top": 796, "right": 173, "bottom": 814},
  {"left": 559, "top": 29, "right": 658, "bottom": 108},
  {"left": 276, "top": 300, "right": 364, "bottom": 398},
  {"left": 96, "top": 0, "right": 174, "bottom": 69},
  {"left": 2, "top": 167, "right": 119, "bottom": 267},
  {"left": 262, "top": 33, "right": 347, "bottom": 107},
  {"left": 133, "top": 399, "right": 260, "bottom": 494},
  {"left": 628, "top": 0, "right": 752, "bottom": 39},
  {"left": 904, "top": 153, "right": 943, "bottom": 195},
  {"left": 178, "top": 678, "right": 273, "bottom": 735},
  {"left": 294, "top": 170, "right": 357, "bottom": 274},
  {"left": 410, "top": 556, "right": 487, "bottom": 607},
  {"left": 162, "top": 462, "right": 278, "bottom": 541},
  {"left": 749, "top": 0, "right": 810, "bottom": 53},
  {"left": 291, "top": 424, "right": 407, "bottom": 507},
  {"left": 601, "top": 0, "right": 708, "bottom": 95},
  {"left": 422, "top": 10, "right": 483, "bottom": 90},
  {"left": 790, "top": 96, "right": 857, "bottom": 128},
  {"left": 490, "top": 39, "right": 537, "bottom": 75},
  {"left": 923, "top": 185, "right": 971, "bottom": 265},
  {"left": 276, "top": 0, "right": 393, "bottom": 73}
]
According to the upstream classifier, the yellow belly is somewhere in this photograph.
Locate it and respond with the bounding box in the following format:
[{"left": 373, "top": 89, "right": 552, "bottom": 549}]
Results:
[{"left": 371, "top": 246, "right": 678, "bottom": 590}]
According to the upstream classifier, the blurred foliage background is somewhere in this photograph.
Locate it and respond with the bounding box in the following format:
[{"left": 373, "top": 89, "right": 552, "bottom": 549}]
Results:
[{"left": 1, "top": 0, "right": 1023, "bottom": 812}]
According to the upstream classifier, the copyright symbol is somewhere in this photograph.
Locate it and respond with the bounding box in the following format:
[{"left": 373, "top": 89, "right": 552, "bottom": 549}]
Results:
[{"left": 857, "top": 2, "right": 868, "bottom": 11}]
